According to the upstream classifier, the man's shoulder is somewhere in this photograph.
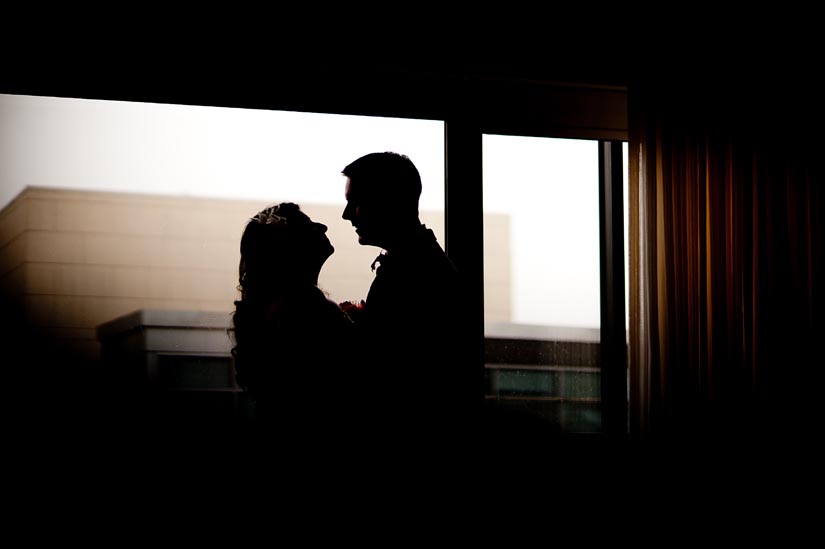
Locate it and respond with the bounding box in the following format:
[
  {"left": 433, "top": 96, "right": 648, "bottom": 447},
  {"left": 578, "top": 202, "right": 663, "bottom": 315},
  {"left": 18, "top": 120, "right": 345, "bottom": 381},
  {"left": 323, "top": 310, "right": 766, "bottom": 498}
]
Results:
[
  {"left": 383, "top": 249, "right": 457, "bottom": 282},
  {"left": 403, "top": 227, "right": 455, "bottom": 267}
]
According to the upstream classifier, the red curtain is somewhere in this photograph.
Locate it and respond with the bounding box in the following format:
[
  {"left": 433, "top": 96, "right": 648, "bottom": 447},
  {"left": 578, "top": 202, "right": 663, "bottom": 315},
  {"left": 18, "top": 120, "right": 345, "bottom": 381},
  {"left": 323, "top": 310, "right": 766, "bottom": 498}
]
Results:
[{"left": 628, "top": 74, "right": 824, "bottom": 440}]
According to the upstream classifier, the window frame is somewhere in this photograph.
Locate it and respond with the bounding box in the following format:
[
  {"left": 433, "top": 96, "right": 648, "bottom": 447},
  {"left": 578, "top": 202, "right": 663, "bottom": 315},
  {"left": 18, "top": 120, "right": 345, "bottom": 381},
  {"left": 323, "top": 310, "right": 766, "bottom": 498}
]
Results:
[
  {"left": 450, "top": 126, "right": 628, "bottom": 435},
  {"left": 8, "top": 67, "right": 629, "bottom": 437}
]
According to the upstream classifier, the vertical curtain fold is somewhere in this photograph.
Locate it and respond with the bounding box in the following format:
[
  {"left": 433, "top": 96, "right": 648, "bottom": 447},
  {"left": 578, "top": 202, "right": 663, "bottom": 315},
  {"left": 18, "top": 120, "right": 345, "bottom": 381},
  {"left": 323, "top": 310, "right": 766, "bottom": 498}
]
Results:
[{"left": 629, "top": 75, "right": 824, "bottom": 440}]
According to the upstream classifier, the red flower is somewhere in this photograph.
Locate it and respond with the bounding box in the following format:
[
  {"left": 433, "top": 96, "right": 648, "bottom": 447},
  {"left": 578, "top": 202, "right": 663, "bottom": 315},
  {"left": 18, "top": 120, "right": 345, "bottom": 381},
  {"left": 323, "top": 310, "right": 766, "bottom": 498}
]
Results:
[{"left": 339, "top": 299, "right": 366, "bottom": 323}]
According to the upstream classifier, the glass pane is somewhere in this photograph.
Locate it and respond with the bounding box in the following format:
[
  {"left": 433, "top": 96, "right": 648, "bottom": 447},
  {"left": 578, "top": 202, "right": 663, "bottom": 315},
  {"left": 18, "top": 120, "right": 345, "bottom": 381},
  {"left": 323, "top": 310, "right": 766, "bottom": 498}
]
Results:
[
  {"left": 0, "top": 94, "right": 445, "bottom": 305},
  {"left": 0, "top": 93, "right": 445, "bottom": 425},
  {"left": 483, "top": 134, "right": 601, "bottom": 433}
]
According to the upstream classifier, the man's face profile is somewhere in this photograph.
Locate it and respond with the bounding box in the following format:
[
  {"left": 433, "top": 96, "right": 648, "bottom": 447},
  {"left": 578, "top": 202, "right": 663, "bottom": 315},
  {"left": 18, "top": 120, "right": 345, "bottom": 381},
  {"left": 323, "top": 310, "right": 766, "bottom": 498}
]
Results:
[{"left": 343, "top": 177, "right": 378, "bottom": 247}]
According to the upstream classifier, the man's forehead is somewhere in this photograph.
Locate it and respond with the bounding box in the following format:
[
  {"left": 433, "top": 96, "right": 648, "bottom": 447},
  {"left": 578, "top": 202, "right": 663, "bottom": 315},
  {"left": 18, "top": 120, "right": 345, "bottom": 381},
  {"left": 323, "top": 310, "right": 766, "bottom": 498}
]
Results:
[{"left": 345, "top": 177, "right": 362, "bottom": 197}]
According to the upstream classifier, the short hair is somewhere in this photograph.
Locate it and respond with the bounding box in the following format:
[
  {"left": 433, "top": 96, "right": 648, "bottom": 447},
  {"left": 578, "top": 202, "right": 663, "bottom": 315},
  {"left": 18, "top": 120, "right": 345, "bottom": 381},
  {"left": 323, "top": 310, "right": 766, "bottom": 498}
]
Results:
[{"left": 342, "top": 152, "right": 422, "bottom": 206}]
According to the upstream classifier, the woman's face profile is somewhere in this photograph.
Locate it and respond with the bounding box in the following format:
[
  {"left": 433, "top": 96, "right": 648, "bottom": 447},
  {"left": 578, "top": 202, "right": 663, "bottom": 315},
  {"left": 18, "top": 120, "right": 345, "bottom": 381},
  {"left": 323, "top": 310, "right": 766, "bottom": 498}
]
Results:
[
  {"left": 290, "top": 210, "right": 334, "bottom": 262},
  {"left": 244, "top": 204, "right": 334, "bottom": 285}
]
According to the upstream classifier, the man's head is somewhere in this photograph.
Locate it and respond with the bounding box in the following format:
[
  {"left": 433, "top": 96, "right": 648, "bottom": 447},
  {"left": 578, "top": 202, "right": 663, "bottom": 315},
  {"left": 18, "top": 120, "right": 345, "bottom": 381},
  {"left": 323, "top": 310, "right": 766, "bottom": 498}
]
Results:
[{"left": 341, "top": 152, "right": 422, "bottom": 248}]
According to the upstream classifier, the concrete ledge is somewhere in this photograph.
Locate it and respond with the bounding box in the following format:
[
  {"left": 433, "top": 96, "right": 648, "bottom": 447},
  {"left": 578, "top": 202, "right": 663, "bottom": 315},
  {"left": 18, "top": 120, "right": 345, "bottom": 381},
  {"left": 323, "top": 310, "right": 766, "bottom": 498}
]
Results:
[{"left": 98, "top": 309, "right": 231, "bottom": 337}]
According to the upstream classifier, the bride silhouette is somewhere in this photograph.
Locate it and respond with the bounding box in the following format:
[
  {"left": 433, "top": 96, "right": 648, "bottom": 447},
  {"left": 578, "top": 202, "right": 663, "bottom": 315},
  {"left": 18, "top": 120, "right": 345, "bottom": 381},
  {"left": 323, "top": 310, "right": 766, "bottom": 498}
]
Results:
[{"left": 230, "top": 202, "right": 361, "bottom": 439}]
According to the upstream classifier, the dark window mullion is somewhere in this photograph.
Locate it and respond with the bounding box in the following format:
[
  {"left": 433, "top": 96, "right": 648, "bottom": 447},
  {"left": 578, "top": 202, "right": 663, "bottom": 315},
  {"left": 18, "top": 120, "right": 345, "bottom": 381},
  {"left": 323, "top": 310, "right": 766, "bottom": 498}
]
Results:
[
  {"left": 599, "top": 141, "right": 628, "bottom": 436},
  {"left": 445, "top": 119, "right": 486, "bottom": 402}
]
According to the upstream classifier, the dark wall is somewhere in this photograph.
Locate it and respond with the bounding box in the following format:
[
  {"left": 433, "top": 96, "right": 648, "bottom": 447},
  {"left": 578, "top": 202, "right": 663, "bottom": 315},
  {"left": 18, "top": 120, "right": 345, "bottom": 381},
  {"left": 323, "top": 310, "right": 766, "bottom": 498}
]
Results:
[{"left": 3, "top": 50, "right": 628, "bottom": 137}]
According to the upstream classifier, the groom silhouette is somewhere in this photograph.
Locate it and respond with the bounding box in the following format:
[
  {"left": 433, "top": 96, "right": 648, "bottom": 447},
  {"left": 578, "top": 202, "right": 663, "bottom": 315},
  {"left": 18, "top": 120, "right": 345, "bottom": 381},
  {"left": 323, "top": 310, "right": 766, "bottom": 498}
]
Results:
[{"left": 342, "top": 152, "right": 476, "bottom": 437}]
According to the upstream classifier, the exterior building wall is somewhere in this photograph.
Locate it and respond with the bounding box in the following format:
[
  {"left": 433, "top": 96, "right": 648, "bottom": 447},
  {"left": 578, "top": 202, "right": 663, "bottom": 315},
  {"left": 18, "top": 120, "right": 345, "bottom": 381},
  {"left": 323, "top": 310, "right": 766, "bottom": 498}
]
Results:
[{"left": 0, "top": 186, "right": 511, "bottom": 361}]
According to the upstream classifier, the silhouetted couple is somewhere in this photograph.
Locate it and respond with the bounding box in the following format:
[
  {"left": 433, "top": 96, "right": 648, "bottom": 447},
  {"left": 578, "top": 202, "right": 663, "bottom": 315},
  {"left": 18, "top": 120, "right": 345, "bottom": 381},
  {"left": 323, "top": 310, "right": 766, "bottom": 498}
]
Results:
[{"left": 231, "top": 152, "right": 476, "bottom": 449}]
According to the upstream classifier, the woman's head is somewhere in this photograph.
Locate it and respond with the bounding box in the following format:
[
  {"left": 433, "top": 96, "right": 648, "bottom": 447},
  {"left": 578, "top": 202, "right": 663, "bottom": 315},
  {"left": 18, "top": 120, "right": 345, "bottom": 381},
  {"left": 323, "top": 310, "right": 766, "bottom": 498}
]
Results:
[
  {"left": 231, "top": 202, "right": 334, "bottom": 400},
  {"left": 238, "top": 202, "right": 333, "bottom": 296}
]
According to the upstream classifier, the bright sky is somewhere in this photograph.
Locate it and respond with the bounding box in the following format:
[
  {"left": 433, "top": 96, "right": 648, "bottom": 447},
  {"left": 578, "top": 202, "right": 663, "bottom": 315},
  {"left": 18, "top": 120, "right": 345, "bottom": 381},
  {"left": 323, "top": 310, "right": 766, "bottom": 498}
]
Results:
[
  {"left": 1, "top": 93, "right": 623, "bottom": 329},
  {"left": 483, "top": 135, "right": 601, "bottom": 327},
  {"left": 0, "top": 94, "right": 445, "bottom": 211}
]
